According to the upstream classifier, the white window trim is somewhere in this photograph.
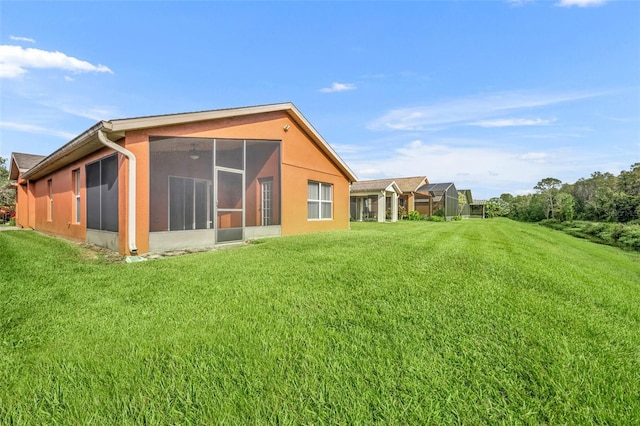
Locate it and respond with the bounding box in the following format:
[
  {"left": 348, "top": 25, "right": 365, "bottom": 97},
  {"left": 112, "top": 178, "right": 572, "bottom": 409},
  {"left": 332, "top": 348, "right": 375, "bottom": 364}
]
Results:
[
  {"left": 307, "top": 181, "right": 333, "bottom": 221},
  {"left": 73, "top": 169, "right": 81, "bottom": 224},
  {"left": 47, "top": 179, "right": 53, "bottom": 222}
]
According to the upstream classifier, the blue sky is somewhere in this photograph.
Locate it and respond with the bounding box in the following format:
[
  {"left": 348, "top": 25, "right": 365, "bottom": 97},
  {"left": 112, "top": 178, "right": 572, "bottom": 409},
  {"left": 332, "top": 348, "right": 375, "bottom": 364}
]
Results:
[{"left": 1, "top": 0, "right": 638, "bottom": 199}]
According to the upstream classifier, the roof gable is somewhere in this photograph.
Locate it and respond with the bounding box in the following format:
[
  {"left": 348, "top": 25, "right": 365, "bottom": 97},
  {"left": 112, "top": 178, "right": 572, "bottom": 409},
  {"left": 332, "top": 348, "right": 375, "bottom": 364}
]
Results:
[
  {"left": 9, "top": 152, "right": 46, "bottom": 180},
  {"left": 386, "top": 176, "right": 429, "bottom": 193}
]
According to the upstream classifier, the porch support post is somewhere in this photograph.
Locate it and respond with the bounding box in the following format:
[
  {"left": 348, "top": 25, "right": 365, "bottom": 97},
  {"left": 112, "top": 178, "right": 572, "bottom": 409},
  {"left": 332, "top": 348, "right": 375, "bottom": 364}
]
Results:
[
  {"left": 391, "top": 192, "right": 398, "bottom": 222},
  {"left": 378, "top": 192, "right": 385, "bottom": 222}
]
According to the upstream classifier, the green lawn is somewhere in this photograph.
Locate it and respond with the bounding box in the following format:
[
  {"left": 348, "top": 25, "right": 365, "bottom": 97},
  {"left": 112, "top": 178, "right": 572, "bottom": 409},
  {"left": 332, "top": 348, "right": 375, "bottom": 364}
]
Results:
[{"left": 1, "top": 219, "right": 639, "bottom": 424}]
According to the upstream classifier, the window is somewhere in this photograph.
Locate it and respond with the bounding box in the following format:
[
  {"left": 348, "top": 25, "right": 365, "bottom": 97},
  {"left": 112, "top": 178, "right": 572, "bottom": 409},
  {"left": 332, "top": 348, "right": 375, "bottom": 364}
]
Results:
[
  {"left": 47, "top": 179, "right": 53, "bottom": 221},
  {"left": 72, "top": 169, "right": 81, "bottom": 223},
  {"left": 307, "top": 181, "right": 332, "bottom": 220},
  {"left": 86, "top": 154, "right": 119, "bottom": 232},
  {"left": 261, "top": 178, "right": 273, "bottom": 226}
]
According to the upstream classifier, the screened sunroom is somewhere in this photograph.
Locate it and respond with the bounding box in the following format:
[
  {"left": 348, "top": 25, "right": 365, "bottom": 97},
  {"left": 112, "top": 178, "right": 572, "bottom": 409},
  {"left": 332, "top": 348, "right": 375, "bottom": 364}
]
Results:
[
  {"left": 349, "top": 179, "right": 401, "bottom": 222},
  {"left": 148, "top": 137, "right": 281, "bottom": 251}
]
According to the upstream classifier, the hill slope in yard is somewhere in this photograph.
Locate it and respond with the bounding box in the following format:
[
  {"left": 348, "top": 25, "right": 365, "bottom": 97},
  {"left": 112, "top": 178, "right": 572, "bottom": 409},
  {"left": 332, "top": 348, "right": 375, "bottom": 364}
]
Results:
[{"left": 1, "top": 219, "right": 639, "bottom": 424}]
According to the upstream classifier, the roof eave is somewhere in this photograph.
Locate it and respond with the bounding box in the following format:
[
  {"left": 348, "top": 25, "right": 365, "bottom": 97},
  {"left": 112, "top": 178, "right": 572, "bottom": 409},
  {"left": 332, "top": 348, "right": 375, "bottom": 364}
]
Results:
[{"left": 21, "top": 122, "right": 106, "bottom": 180}]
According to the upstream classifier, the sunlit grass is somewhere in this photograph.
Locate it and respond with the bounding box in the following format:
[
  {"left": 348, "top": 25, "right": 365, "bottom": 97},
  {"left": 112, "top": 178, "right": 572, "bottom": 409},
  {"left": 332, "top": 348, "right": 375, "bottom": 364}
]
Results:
[{"left": 1, "top": 219, "right": 639, "bottom": 423}]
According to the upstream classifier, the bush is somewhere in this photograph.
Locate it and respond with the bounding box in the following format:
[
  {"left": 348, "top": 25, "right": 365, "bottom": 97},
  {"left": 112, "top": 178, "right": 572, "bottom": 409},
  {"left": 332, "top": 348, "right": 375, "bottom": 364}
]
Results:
[
  {"left": 407, "top": 210, "right": 422, "bottom": 221},
  {"left": 8, "top": 218, "right": 15, "bottom": 226},
  {"left": 453, "top": 216, "right": 462, "bottom": 221},
  {"left": 540, "top": 220, "right": 640, "bottom": 251},
  {"left": 428, "top": 215, "right": 445, "bottom": 222}
]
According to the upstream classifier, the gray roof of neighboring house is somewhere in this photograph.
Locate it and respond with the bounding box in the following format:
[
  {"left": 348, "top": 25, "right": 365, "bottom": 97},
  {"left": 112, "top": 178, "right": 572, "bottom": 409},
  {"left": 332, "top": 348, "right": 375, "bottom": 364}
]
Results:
[
  {"left": 9, "top": 152, "right": 47, "bottom": 180},
  {"left": 351, "top": 179, "right": 402, "bottom": 194},
  {"left": 470, "top": 199, "right": 487, "bottom": 205},
  {"left": 418, "top": 182, "right": 457, "bottom": 194},
  {"left": 351, "top": 179, "right": 396, "bottom": 192}
]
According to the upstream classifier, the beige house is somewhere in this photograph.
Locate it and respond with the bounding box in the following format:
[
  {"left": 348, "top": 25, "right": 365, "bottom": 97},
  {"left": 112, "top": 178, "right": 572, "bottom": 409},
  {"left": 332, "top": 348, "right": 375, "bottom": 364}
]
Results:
[{"left": 350, "top": 179, "right": 402, "bottom": 222}]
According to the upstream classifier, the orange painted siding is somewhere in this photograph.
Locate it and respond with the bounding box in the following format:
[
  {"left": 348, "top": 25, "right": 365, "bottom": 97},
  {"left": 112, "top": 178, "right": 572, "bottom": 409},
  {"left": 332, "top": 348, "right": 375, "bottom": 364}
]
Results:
[
  {"left": 119, "top": 111, "right": 351, "bottom": 254},
  {"left": 27, "top": 147, "right": 120, "bottom": 243},
  {"left": 21, "top": 110, "right": 352, "bottom": 255}
]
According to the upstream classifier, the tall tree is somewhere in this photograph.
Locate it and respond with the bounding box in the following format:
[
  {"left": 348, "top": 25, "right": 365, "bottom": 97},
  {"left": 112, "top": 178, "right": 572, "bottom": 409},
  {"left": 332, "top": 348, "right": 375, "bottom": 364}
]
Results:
[
  {"left": 534, "top": 177, "right": 562, "bottom": 219},
  {"left": 0, "top": 157, "right": 15, "bottom": 208}
]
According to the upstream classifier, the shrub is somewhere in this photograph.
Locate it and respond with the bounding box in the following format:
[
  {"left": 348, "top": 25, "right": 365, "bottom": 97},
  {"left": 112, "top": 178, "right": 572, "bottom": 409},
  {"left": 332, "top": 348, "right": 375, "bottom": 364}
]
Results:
[
  {"left": 453, "top": 216, "right": 462, "bottom": 221},
  {"left": 407, "top": 210, "right": 422, "bottom": 221},
  {"left": 428, "top": 215, "right": 445, "bottom": 222}
]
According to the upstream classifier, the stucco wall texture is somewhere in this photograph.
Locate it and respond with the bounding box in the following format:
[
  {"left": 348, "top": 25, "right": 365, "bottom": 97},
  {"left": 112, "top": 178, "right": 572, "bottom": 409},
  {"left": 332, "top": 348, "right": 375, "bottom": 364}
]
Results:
[{"left": 15, "top": 110, "right": 353, "bottom": 255}]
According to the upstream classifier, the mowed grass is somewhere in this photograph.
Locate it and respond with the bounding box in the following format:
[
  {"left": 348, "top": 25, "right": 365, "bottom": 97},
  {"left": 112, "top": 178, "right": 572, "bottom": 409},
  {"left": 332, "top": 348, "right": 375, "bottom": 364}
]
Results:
[{"left": 1, "top": 219, "right": 639, "bottom": 424}]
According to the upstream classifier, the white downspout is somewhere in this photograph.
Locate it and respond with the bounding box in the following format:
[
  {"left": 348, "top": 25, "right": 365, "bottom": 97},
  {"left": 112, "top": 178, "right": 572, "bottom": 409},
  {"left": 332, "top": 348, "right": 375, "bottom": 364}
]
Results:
[{"left": 97, "top": 129, "right": 138, "bottom": 256}]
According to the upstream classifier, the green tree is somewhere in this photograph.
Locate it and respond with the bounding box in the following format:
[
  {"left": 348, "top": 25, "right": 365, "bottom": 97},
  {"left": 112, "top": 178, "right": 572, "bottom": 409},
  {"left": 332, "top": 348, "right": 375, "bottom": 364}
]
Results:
[
  {"left": 486, "top": 197, "right": 510, "bottom": 218},
  {"left": 0, "top": 156, "right": 15, "bottom": 208},
  {"left": 534, "top": 177, "right": 562, "bottom": 219},
  {"left": 457, "top": 191, "right": 468, "bottom": 216},
  {"left": 618, "top": 163, "right": 640, "bottom": 196},
  {"left": 555, "top": 193, "right": 576, "bottom": 222}
]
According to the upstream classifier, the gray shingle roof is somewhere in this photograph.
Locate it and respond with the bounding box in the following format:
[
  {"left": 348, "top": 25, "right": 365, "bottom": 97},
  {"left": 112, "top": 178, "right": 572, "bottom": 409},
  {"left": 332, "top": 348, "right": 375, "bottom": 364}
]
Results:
[
  {"left": 418, "top": 182, "right": 456, "bottom": 194},
  {"left": 9, "top": 153, "right": 46, "bottom": 180},
  {"left": 351, "top": 179, "right": 397, "bottom": 192}
]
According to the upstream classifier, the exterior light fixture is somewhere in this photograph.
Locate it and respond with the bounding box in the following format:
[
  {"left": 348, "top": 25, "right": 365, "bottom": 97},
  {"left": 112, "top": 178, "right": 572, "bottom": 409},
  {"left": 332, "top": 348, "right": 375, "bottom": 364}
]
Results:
[
  {"left": 283, "top": 124, "right": 290, "bottom": 132},
  {"left": 189, "top": 145, "right": 199, "bottom": 160}
]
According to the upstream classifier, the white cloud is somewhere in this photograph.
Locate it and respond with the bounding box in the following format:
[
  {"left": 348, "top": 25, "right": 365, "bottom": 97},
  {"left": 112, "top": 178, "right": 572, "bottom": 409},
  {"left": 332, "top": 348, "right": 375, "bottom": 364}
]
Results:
[
  {"left": 10, "top": 36, "right": 36, "bottom": 43},
  {"left": 319, "top": 82, "right": 356, "bottom": 93},
  {"left": 516, "top": 152, "right": 550, "bottom": 161},
  {"left": 0, "top": 121, "right": 77, "bottom": 140},
  {"left": 347, "top": 138, "right": 575, "bottom": 198},
  {"left": 556, "top": 0, "right": 607, "bottom": 7},
  {"left": 506, "top": 0, "right": 535, "bottom": 6},
  {"left": 0, "top": 45, "right": 113, "bottom": 79},
  {"left": 471, "top": 118, "right": 555, "bottom": 127},
  {"left": 368, "top": 90, "right": 602, "bottom": 131}
]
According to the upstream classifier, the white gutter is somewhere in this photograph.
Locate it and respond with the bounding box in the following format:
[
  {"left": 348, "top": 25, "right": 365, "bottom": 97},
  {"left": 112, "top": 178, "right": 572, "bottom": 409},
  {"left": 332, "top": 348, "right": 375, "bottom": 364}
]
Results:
[{"left": 97, "top": 129, "right": 138, "bottom": 255}]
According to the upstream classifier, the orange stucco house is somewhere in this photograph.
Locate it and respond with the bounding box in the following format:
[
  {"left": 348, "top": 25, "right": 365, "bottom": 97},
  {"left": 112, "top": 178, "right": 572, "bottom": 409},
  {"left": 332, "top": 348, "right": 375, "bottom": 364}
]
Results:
[{"left": 11, "top": 103, "right": 357, "bottom": 256}]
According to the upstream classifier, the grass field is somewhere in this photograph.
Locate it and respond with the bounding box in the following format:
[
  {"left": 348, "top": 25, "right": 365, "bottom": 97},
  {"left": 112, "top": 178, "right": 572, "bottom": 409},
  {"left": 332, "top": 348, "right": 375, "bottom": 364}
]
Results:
[{"left": 1, "top": 219, "right": 639, "bottom": 424}]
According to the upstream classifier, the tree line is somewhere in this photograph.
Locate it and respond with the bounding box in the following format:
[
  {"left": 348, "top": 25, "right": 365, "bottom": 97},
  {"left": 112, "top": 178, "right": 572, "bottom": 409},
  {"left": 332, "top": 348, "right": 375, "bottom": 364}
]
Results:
[{"left": 487, "top": 163, "right": 640, "bottom": 224}]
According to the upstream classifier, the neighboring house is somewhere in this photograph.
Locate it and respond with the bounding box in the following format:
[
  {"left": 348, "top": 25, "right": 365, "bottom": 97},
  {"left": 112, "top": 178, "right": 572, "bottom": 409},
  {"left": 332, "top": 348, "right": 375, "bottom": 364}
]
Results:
[
  {"left": 11, "top": 103, "right": 357, "bottom": 255},
  {"left": 469, "top": 200, "right": 487, "bottom": 218},
  {"left": 9, "top": 153, "right": 47, "bottom": 228},
  {"left": 350, "top": 179, "right": 402, "bottom": 222},
  {"left": 0, "top": 205, "right": 13, "bottom": 223},
  {"left": 392, "top": 176, "right": 429, "bottom": 217},
  {"left": 415, "top": 182, "right": 459, "bottom": 219},
  {"left": 458, "top": 189, "right": 473, "bottom": 218}
]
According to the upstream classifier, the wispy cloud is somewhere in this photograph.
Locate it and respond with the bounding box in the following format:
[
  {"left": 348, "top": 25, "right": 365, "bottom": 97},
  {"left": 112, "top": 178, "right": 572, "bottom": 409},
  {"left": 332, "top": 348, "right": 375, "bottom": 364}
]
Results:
[
  {"left": 368, "top": 90, "right": 603, "bottom": 131},
  {"left": 470, "top": 117, "right": 556, "bottom": 128},
  {"left": 506, "top": 0, "right": 535, "bottom": 6},
  {"left": 556, "top": 0, "right": 607, "bottom": 7},
  {"left": 516, "top": 152, "right": 550, "bottom": 161},
  {"left": 0, "top": 121, "right": 76, "bottom": 140},
  {"left": 347, "top": 137, "right": 589, "bottom": 198},
  {"left": 319, "top": 82, "right": 356, "bottom": 93},
  {"left": 0, "top": 45, "right": 113, "bottom": 79},
  {"left": 10, "top": 36, "right": 36, "bottom": 43}
]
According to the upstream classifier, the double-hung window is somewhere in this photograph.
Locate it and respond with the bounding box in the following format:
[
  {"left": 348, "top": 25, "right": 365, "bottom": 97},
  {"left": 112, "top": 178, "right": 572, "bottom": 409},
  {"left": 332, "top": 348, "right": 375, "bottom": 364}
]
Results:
[
  {"left": 47, "top": 179, "right": 53, "bottom": 221},
  {"left": 307, "top": 181, "right": 332, "bottom": 220},
  {"left": 72, "top": 169, "right": 81, "bottom": 223}
]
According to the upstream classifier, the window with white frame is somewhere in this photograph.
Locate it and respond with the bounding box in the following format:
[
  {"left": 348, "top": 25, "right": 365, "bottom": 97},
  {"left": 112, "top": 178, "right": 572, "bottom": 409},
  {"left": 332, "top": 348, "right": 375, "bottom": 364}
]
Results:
[
  {"left": 307, "top": 181, "right": 332, "bottom": 220},
  {"left": 47, "top": 179, "right": 53, "bottom": 221},
  {"left": 72, "top": 169, "right": 81, "bottom": 223}
]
